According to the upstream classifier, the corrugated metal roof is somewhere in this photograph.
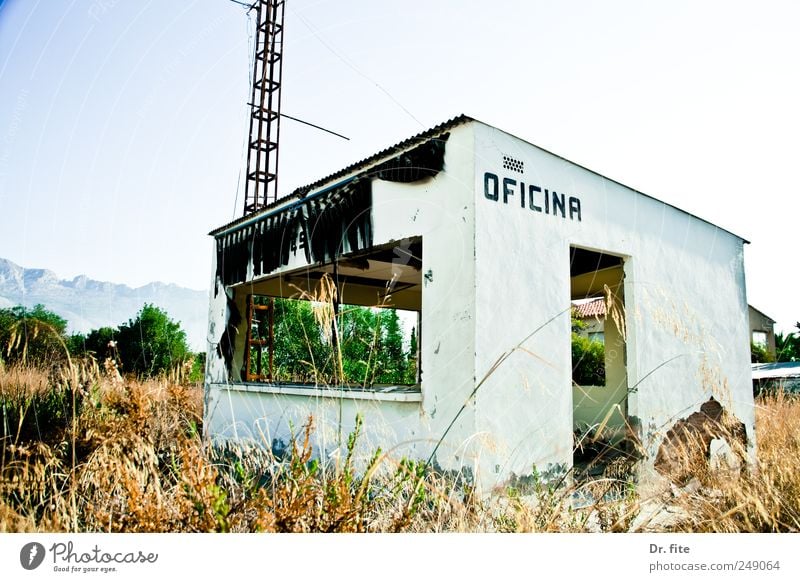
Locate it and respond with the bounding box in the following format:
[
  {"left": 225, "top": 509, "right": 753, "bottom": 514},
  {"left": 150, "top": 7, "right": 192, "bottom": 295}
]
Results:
[
  {"left": 209, "top": 114, "right": 473, "bottom": 236},
  {"left": 209, "top": 114, "right": 749, "bottom": 243},
  {"left": 751, "top": 362, "right": 800, "bottom": 380},
  {"left": 573, "top": 298, "right": 606, "bottom": 319}
]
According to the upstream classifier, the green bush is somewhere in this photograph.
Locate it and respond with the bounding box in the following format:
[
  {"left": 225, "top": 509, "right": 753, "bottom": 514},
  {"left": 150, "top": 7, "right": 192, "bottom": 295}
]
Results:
[
  {"left": 68, "top": 326, "right": 117, "bottom": 359},
  {"left": 571, "top": 333, "right": 605, "bottom": 386},
  {"left": 0, "top": 381, "right": 76, "bottom": 444},
  {"left": 751, "top": 342, "right": 775, "bottom": 363},
  {"left": 116, "top": 304, "right": 190, "bottom": 377},
  {"left": 270, "top": 298, "right": 415, "bottom": 386},
  {"left": 0, "top": 304, "right": 69, "bottom": 367},
  {"left": 776, "top": 329, "right": 799, "bottom": 362},
  {"left": 189, "top": 352, "right": 206, "bottom": 383}
]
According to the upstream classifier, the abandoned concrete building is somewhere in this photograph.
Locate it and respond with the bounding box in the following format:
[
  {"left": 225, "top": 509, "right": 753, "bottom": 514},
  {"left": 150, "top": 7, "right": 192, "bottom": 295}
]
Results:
[{"left": 204, "top": 115, "right": 756, "bottom": 488}]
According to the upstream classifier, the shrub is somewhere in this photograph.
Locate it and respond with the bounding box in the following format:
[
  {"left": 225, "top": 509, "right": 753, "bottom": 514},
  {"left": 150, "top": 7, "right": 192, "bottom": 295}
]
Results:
[
  {"left": 68, "top": 326, "right": 117, "bottom": 359},
  {"left": 751, "top": 341, "right": 775, "bottom": 363},
  {"left": 571, "top": 333, "right": 605, "bottom": 386},
  {"left": 0, "top": 304, "right": 69, "bottom": 368},
  {"left": 116, "top": 304, "right": 190, "bottom": 377}
]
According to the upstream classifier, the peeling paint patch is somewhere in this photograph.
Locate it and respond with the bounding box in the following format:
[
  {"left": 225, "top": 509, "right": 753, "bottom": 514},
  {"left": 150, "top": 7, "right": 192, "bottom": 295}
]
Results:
[
  {"left": 214, "top": 134, "right": 450, "bottom": 287},
  {"left": 216, "top": 287, "right": 241, "bottom": 375},
  {"left": 505, "top": 463, "right": 569, "bottom": 494},
  {"left": 454, "top": 310, "right": 471, "bottom": 322},
  {"left": 216, "top": 178, "right": 373, "bottom": 287},
  {"left": 429, "top": 458, "right": 474, "bottom": 490},
  {"left": 654, "top": 397, "right": 747, "bottom": 485}
]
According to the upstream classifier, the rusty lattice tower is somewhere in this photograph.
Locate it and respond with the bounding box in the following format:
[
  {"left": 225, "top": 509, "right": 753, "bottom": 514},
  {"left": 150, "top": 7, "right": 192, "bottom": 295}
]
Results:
[{"left": 243, "top": 0, "right": 285, "bottom": 214}]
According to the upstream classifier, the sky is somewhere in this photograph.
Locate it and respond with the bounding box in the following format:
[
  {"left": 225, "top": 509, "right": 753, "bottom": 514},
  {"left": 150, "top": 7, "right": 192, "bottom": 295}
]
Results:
[{"left": 0, "top": 0, "right": 798, "bottom": 332}]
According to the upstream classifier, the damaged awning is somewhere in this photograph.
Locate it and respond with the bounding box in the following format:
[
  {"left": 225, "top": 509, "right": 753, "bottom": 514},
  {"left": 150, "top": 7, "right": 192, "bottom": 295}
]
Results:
[{"left": 213, "top": 133, "right": 449, "bottom": 288}]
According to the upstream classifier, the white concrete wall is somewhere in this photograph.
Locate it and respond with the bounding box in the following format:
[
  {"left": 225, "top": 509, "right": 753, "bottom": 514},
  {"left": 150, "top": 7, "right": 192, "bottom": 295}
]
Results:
[
  {"left": 205, "top": 123, "right": 480, "bottom": 473},
  {"left": 205, "top": 386, "right": 424, "bottom": 461},
  {"left": 472, "top": 121, "right": 754, "bottom": 485}
]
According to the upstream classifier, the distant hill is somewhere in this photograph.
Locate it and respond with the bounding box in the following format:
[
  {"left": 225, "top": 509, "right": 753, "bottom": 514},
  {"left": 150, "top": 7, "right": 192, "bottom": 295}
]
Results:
[{"left": 0, "top": 258, "right": 208, "bottom": 351}]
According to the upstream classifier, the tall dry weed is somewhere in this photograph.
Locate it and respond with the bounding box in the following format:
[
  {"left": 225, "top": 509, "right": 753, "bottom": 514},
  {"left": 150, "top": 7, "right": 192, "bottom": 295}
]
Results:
[
  {"left": 2, "top": 358, "right": 799, "bottom": 532},
  {"left": 664, "top": 391, "right": 800, "bottom": 532}
]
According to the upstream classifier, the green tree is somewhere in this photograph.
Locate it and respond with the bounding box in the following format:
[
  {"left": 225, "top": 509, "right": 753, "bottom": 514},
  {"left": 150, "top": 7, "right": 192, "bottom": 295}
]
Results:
[
  {"left": 570, "top": 309, "right": 605, "bottom": 385},
  {"left": 68, "top": 326, "right": 117, "bottom": 359},
  {"left": 189, "top": 351, "right": 206, "bottom": 383},
  {"left": 272, "top": 298, "right": 330, "bottom": 382},
  {"left": 383, "top": 309, "right": 404, "bottom": 362},
  {"left": 338, "top": 304, "right": 380, "bottom": 384},
  {"left": 116, "top": 304, "right": 189, "bottom": 377},
  {"left": 373, "top": 309, "right": 405, "bottom": 384},
  {"left": 776, "top": 326, "right": 800, "bottom": 362},
  {"left": 571, "top": 333, "right": 605, "bottom": 386},
  {"left": 86, "top": 326, "right": 118, "bottom": 358},
  {"left": 269, "top": 299, "right": 415, "bottom": 386},
  {"left": 66, "top": 332, "right": 87, "bottom": 356},
  {"left": 0, "top": 304, "right": 69, "bottom": 367},
  {"left": 404, "top": 326, "right": 418, "bottom": 384}
]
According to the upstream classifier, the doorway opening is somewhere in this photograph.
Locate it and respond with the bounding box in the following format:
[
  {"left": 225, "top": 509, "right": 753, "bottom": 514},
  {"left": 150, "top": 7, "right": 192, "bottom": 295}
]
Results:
[{"left": 569, "top": 246, "right": 631, "bottom": 477}]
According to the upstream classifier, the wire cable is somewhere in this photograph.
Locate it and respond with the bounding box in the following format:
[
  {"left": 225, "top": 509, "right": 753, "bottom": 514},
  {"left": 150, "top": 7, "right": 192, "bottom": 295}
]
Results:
[
  {"left": 231, "top": 5, "right": 257, "bottom": 219},
  {"left": 290, "top": 6, "right": 424, "bottom": 128}
]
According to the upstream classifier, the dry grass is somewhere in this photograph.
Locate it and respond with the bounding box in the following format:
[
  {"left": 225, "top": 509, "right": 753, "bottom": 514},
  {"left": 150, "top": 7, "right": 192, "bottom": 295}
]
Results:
[
  {"left": 1, "top": 362, "right": 799, "bottom": 532},
  {"left": 660, "top": 391, "right": 800, "bottom": 532}
]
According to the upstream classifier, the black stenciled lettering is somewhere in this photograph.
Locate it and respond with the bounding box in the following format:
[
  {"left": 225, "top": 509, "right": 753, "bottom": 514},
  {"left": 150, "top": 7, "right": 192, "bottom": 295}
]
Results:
[
  {"left": 529, "top": 184, "right": 543, "bottom": 212},
  {"left": 486, "top": 171, "right": 583, "bottom": 223},
  {"left": 569, "top": 197, "right": 581, "bottom": 221},
  {"left": 552, "top": 191, "right": 566, "bottom": 218},
  {"left": 484, "top": 172, "right": 499, "bottom": 201},
  {"left": 502, "top": 177, "right": 516, "bottom": 204}
]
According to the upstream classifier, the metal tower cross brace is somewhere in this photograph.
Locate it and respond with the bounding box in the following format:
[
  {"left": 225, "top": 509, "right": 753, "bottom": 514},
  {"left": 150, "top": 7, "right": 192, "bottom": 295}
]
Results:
[{"left": 243, "top": 0, "right": 285, "bottom": 215}]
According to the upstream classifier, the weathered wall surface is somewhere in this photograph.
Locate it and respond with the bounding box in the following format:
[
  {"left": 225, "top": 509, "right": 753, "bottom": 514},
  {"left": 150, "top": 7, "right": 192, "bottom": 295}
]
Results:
[
  {"left": 206, "top": 119, "right": 755, "bottom": 489},
  {"left": 204, "top": 123, "right": 479, "bottom": 472},
  {"left": 472, "top": 122, "right": 754, "bottom": 485},
  {"left": 205, "top": 386, "right": 424, "bottom": 461}
]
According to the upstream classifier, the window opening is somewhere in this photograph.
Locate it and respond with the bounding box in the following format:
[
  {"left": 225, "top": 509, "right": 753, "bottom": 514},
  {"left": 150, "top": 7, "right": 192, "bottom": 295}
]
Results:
[{"left": 245, "top": 294, "right": 274, "bottom": 381}]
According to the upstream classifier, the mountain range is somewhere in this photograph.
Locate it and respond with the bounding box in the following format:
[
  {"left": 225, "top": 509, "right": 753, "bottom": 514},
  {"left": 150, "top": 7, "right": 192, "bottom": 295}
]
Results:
[{"left": 0, "top": 257, "right": 208, "bottom": 350}]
